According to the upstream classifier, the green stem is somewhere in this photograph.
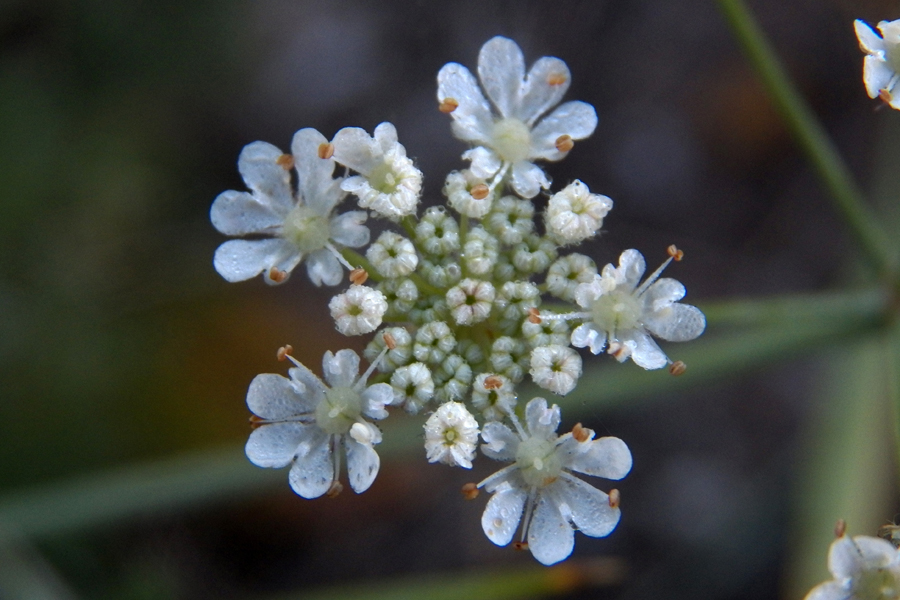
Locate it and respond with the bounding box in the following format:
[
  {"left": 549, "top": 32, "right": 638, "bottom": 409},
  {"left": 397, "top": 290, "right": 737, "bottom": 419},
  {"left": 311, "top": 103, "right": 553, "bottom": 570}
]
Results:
[
  {"left": 886, "top": 318, "right": 900, "bottom": 482},
  {"left": 715, "top": 0, "right": 897, "bottom": 280},
  {"left": 339, "top": 247, "right": 383, "bottom": 283}
]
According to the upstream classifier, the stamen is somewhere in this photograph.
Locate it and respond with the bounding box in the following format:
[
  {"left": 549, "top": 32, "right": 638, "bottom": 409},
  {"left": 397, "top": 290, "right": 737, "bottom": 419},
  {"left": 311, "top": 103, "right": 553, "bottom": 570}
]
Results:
[
  {"left": 383, "top": 332, "right": 397, "bottom": 350},
  {"left": 572, "top": 423, "right": 590, "bottom": 443},
  {"left": 668, "top": 361, "right": 686, "bottom": 376},
  {"left": 527, "top": 307, "right": 542, "bottom": 324},
  {"left": 608, "top": 341, "right": 630, "bottom": 362},
  {"left": 277, "top": 345, "right": 294, "bottom": 361},
  {"left": 880, "top": 89, "right": 894, "bottom": 104},
  {"left": 249, "top": 415, "right": 266, "bottom": 429},
  {"left": 438, "top": 97, "right": 459, "bottom": 113},
  {"left": 268, "top": 267, "right": 288, "bottom": 283},
  {"left": 835, "top": 518, "right": 847, "bottom": 538},
  {"left": 634, "top": 248, "right": 678, "bottom": 296},
  {"left": 555, "top": 134, "right": 574, "bottom": 153},
  {"left": 355, "top": 332, "right": 393, "bottom": 388},
  {"left": 461, "top": 482, "right": 479, "bottom": 500},
  {"left": 547, "top": 73, "right": 568, "bottom": 86},
  {"left": 483, "top": 375, "right": 503, "bottom": 390},
  {"left": 326, "top": 481, "right": 344, "bottom": 498},
  {"left": 325, "top": 243, "right": 356, "bottom": 271},
  {"left": 608, "top": 489, "right": 620, "bottom": 508},
  {"left": 318, "top": 143, "right": 335, "bottom": 160},
  {"left": 667, "top": 245, "right": 684, "bottom": 261},
  {"left": 276, "top": 154, "right": 295, "bottom": 170},
  {"left": 349, "top": 268, "right": 368, "bottom": 285},
  {"left": 513, "top": 541, "right": 529, "bottom": 551},
  {"left": 486, "top": 162, "right": 511, "bottom": 195},
  {"left": 539, "top": 311, "right": 591, "bottom": 322},
  {"left": 470, "top": 183, "right": 490, "bottom": 200}
]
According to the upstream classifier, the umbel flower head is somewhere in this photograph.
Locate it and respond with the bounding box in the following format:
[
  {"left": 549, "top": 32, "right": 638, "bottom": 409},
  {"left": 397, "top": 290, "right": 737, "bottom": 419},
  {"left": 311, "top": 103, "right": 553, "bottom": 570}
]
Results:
[
  {"left": 805, "top": 529, "right": 900, "bottom": 600},
  {"left": 477, "top": 397, "right": 632, "bottom": 565},
  {"left": 211, "top": 128, "right": 369, "bottom": 285},
  {"left": 437, "top": 36, "right": 597, "bottom": 198},
  {"left": 245, "top": 347, "right": 394, "bottom": 498},
  {"left": 855, "top": 19, "right": 900, "bottom": 109}
]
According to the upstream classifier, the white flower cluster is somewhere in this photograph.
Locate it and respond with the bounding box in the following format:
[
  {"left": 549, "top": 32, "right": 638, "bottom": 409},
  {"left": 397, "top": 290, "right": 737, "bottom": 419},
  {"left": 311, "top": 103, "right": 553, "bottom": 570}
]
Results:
[
  {"left": 806, "top": 529, "right": 900, "bottom": 600},
  {"left": 213, "top": 37, "right": 708, "bottom": 565}
]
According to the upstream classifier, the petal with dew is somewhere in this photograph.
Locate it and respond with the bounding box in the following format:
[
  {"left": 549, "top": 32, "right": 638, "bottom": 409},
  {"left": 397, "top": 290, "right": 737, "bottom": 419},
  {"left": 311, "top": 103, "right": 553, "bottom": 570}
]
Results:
[
  {"left": 561, "top": 435, "right": 632, "bottom": 480},
  {"left": 528, "top": 492, "right": 574, "bottom": 565},
  {"left": 322, "top": 349, "right": 360, "bottom": 388},
  {"left": 524, "top": 397, "right": 561, "bottom": 440},
  {"left": 291, "top": 128, "right": 341, "bottom": 215},
  {"left": 571, "top": 322, "right": 606, "bottom": 355},
  {"left": 510, "top": 160, "right": 549, "bottom": 199},
  {"left": 481, "top": 421, "right": 520, "bottom": 461},
  {"left": 481, "top": 480, "right": 527, "bottom": 546},
  {"left": 462, "top": 146, "right": 502, "bottom": 179},
  {"left": 615, "top": 249, "right": 646, "bottom": 290},
  {"left": 518, "top": 57, "right": 571, "bottom": 124},
  {"left": 330, "top": 210, "right": 370, "bottom": 248},
  {"left": 331, "top": 127, "right": 380, "bottom": 175},
  {"left": 643, "top": 303, "right": 706, "bottom": 342},
  {"left": 478, "top": 36, "right": 526, "bottom": 119},
  {"left": 623, "top": 329, "right": 668, "bottom": 370},
  {"left": 210, "top": 190, "right": 286, "bottom": 236},
  {"left": 361, "top": 382, "right": 393, "bottom": 420},
  {"left": 437, "top": 63, "right": 494, "bottom": 143},
  {"left": 287, "top": 428, "right": 333, "bottom": 499},
  {"left": 557, "top": 474, "right": 621, "bottom": 537},
  {"left": 246, "top": 422, "right": 311, "bottom": 468},
  {"left": 237, "top": 141, "right": 293, "bottom": 211},
  {"left": 213, "top": 238, "right": 300, "bottom": 283},
  {"left": 345, "top": 437, "right": 380, "bottom": 493},
  {"left": 305, "top": 249, "right": 342, "bottom": 287},
  {"left": 530, "top": 101, "right": 598, "bottom": 160},
  {"left": 373, "top": 122, "right": 399, "bottom": 154},
  {"left": 247, "top": 373, "right": 317, "bottom": 419}
]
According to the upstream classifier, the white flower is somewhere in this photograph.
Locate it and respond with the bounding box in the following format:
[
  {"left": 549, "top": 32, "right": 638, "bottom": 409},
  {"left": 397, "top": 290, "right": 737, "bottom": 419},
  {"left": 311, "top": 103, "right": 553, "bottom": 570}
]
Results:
[
  {"left": 546, "top": 253, "right": 597, "bottom": 302},
  {"left": 211, "top": 129, "right": 369, "bottom": 286},
  {"left": 529, "top": 344, "right": 582, "bottom": 396},
  {"left": 366, "top": 231, "right": 419, "bottom": 278},
  {"left": 329, "top": 285, "right": 388, "bottom": 336},
  {"left": 389, "top": 362, "right": 435, "bottom": 414},
  {"left": 545, "top": 180, "right": 613, "bottom": 245},
  {"left": 855, "top": 19, "right": 900, "bottom": 109},
  {"left": 332, "top": 122, "right": 423, "bottom": 219},
  {"left": 244, "top": 349, "right": 394, "bottom": 498},
  {"left": 444, "top": 169, "right": 495, "bottom": 218},
  {"left": 424, "top": 401, "right": 480, "bottom": 469},
  {"left": 477, "top": 397, "right": 631, "bottom": 565},
  {"left": 446, "top": 278, "right": 496, "bottom": 325},
  {"left": 437, "top": 36, "right": 597, "bottom": 198},
  {"left": 567, "top": 249, "right": 706, "bottom": 370},
  {"left": 805, "top": 534, "right": 900, "bottom": 600},
  {"left": 471, "top": 373, "right": 517, "bottom": 421}
]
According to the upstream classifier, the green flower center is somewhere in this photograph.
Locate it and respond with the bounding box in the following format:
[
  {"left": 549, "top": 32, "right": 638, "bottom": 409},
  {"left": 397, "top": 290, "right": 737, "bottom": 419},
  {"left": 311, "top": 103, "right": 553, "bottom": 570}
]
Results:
[
  {"left": 282, "top": 205, "right": 330, "bottom": 253},
  {"left": 367, "top": 162, "right": 399, "bottom": 194},
  {"left": 315, "top": 386, "right": 363, "bottom": 435},
  {"left": 590, "top": 289, "right": 641, "bottom": 333},
  {"left": 516, "top": 436, "right": 562, "bottom": 487},
  {"left": 491, "top": 118, "right": 532, "bottom": 163},
  {"left": 854, "top": 568, "right": 900, "bottom": 600}
]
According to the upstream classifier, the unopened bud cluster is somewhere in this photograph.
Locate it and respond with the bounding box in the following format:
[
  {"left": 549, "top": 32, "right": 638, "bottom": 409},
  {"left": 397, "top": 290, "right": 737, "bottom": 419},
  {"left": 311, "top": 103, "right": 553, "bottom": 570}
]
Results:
[{"left": 211, "top": 36, "right": 706, "bottom": 565}]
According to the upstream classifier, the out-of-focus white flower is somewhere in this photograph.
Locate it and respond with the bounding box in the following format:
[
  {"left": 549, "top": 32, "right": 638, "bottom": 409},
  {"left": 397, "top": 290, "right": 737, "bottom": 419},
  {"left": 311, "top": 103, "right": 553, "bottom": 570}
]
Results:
[
  {"left": 446, "top": 278, "right": 496, "bottom": 325},
  {"left": 477, "top": 397, "right": 631, "bottom": 565},
  {"left": 545, "top": 180, "right": 613, "bottom": 245},
  {"left": 562, "top": 248, "right": 705, "bottom": 370},
  {"left": 244, "top": 348, "right": 394, "bottom": 498},
  {"left": 437, "top": 36, "right": 597, "bottom": 198},
  {"left": 805, "top": 533, "right": 900, "bottom": 600},
  {"left": 424, "top": 401, "right": 480, "bottom": 468},
  {"left": 855, "top": 19, "right": 900, "bottom": 109},
  {"left": 211, "top": 129, "right": 369, "bottom": 286},
  {"left": 329, "top": 285, "right": 388, "bottom": 336},
  {"left": 332, "top": 122, "right": 422, "bottom": 219},
  {"left": 529, "top": 345, "right": 582, "bottom": 396}
]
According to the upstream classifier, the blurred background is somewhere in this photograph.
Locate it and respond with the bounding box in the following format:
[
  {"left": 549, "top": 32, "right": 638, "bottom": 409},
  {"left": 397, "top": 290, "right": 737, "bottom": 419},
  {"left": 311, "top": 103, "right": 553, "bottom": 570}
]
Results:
[{"left": 1, "top": 0, "right": 899, "bottom": 598}]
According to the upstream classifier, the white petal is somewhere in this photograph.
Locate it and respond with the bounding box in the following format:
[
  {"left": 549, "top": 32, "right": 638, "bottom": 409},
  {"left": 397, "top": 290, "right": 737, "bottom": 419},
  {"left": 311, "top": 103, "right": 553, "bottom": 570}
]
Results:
[
  {"left": 616, "top": 249, "right": 646, "bottom": 290},
  {"left": 210, "top": 190, "right": 285, "bottom": 236},
  {"left": 291, "top": 128, "right": 341, "bottom": 215},
  {"left": 361, "top": 383, "right": 393, "bottom": 420},
  {"left": 322, "top": 349, "right": 360, "bottom": 388},
  {"left": 572, "top": 277, "right": 602, "bottom": 308},
  {"left": 643, "top": 303, "right": 706, "bottom": 342},
  {"left": 462, "top": 146, "right": 502, "bottom": 178},
  {"left": 287, "top": 428, "right": 333, "bottom": 499},
  {"left": 481, "top": 480, "right": 527, "bottom": 546},
  {"left": 331, "top": 127, "right": 380, "bottom": 175},
  {"left": 863, "top": 55, "right": 894, "bottom": 99},
  {"left": 557, "top": 474, "right": 621, "bottom": 537},
  {"left": 803, "top": 581, "right": 846, "bottom": 600},
  {"left": 622, "top": 329, "right": 668, "bottom": 370},
  {"left": 213, "top": 238, "right": 301, "bottom": 283},
  {"left": 305, "top": 249, "right": 342, "bottom": 287},
  {"left": 245, "top": 422, "right": 310, "bottom": 468},
  {"left": 518, "top": 57, "right": 570, "bottom": 124},
  {"left": 330, "top": 211, "right": 370, "bottom": 248},
  {"left": 481, "top": 421, "right": 520, "bottom": 461},
  {"left": 373, "top": 122, "right": 399, "bottom": 153},
  {"left": 345, "top": 436, "right": 380, "bottom": 493},
  {"left": 287, "top": 362, "right": 327, "bottom": 406},
  {"left": 525, "top": 397, "right": 561, "bottom": 439},
  {"left": 247, "top": 373, "right": 316, "bottom": 419},
  {"left": 510, "top": 160, "right": 549, "bottom": 199},
  {"left": 530, "top": 101, "right": 598, "bottom": 160},
  {"left": 528, "top": 492, "right": 574, "bottom": 565},
  {"left": 237, "top": 141, "right": 293, "bottom": 211},
  {"left": 829, "top": 535, "right": 898, "bottom": 578},
  {"left": 478, "top": 36, "right": 525, "bottom": 119},
  {"left": 642, "top": 277, "right": 685, "bottom": 306},
  {"left": 856, "top": 20, "right": 886, "bottom": 54},
  {"left": 571, "top": 323, "right": 606, "bottom": 355},
  {"left": 437, "top": 63, "right": 494, "bottom": 143},
  {"left": 561, "top": 436, "right": 633, "bottom": 480}
]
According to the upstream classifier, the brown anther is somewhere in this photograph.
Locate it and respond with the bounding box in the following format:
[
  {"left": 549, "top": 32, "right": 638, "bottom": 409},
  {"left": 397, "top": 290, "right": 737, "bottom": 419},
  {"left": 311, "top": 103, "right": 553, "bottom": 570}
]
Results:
[
  {"left": 547, "top": 72, "right": 568, "bottom": 86},
  {"left": 483, "top": 375, "right": 503, "bottom": 390},
  {"left": 527, "top": 307, "right": 542, "bottom": 324},
  {"left": 439, "top": 97, "right": 459, "bottom": 113},
  {"left": 608, "top": 342, "right": 627, "bottom": 360},
  {"left": 608, "top": 489, "right": 621, "bottom": 509},
  {"left": 383, "top": 332, "right": 397, "bottom": 350},
  {"left": 249, "top": 415, "right": 265, "bottom": 429},
  {"left": 470, "top": 183, "right": 490, "bottom": 200},
  {"left": 268, "top": 267, "right": 287, "bottom": 283},
  {"left": 461, "top": 482, "right": 479, "bottom": 500},
  {"left": 513, "top": 541, "right": 529, "bottom": 551},
  {"left": 572, "top": 423, "right": 590, "bottom": 443},
  {"left": 555, "top": 134, "right": 574, "bottom": 153},
  {"left": 276, "top": 153, "right": 295, "bottom": 170},
  {"left": 835, "top": 518, "right": 847, "bottom": 538},
  {"left": 277, "top": 345, "right": 294, "bottom": 361},
  {"left": 667, "top": 245, "right": 684, "bottom": 261},
  {"left": 668, "top": 360, "right": 686, "bottom": 377},
  {"left": 880, "top": 89, "right": 894, "bottom": 105},
  {"left": 317, "top": 142, "right": 335, "bottom": 160},
  {"left": 326, "top": 481, "right": 344, "bottom": 498},
  {"left": 349, "top": 268, "right": 368, "bottom": 285}
]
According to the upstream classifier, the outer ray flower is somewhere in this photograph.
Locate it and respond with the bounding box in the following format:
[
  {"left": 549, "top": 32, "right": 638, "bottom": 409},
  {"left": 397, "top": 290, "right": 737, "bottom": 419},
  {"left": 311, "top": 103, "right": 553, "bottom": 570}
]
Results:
[
  {"left": 477, "top": 397, "right": 632, "bottom": 565},
  {"left": 560, "top": 248, "right": 705, "bottom": 370},
  {"left": 245, "top": 348, "right": 394, "bottom": 498},
  {"left": 211, "top": 128, "right": 369, "bottom": 286},
  {"left": 332, "top": 122, "right": 423, "bottom": 219},
  {"left": 855, "top": 19, "right": 900, "bottom": 109},
  {"left": 437, "top": 36, "right": 597, "bottom": 198},
  {"left": 805, "top": 533, "right": 900, "bottom": 600}
]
